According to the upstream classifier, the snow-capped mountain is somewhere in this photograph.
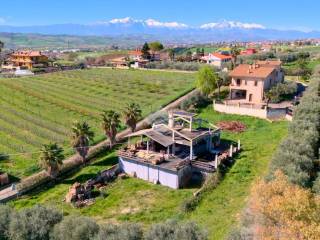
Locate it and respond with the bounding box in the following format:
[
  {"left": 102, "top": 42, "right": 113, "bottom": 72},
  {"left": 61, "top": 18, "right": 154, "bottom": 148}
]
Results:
[{"left": 0, "top": 17, "right": 319, "bottom": 42}]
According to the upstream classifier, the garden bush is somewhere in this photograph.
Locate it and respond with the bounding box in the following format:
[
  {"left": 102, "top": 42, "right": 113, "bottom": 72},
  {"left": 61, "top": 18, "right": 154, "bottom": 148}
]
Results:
[
  {"left": 145, "top": 61, "right": 216, "bottom": 72},
  {"left": 96, "top": 223, "right": 143, "bottom": 240},
  {"left": 267, "top": 81, "right": 297, "bottom": 103},
  {"left": 180, "top": 93, "right": 211, "bottom": 112},
  {"left": 269, "top": 67, "right": 320, "bottom": 188},
  {"left": 9, "top": 205, "right": 62, "bottom": 240},
  {"left": 52, "top": 216, "right": 99, "bottom": 240},
  {"left": 145, "top": 220, "right": 207, "bottom": 240},
  {"left": 0, "top": 203, "right": 207, "bottom": 240},
  {"left": 0, "top": 205, "right": 13, "bottom": 240}
]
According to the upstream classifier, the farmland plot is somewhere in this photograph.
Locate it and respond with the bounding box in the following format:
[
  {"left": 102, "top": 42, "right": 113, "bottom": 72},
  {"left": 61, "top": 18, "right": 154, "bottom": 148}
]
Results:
[{"left": 0, "top": 68, "right": 195, "bottom": 177}]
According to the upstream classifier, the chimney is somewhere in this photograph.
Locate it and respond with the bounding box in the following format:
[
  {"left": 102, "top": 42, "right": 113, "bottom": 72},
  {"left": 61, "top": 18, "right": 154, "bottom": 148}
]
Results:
[{"left": 168, "top": 111, "right": 175, "bottom": 128}]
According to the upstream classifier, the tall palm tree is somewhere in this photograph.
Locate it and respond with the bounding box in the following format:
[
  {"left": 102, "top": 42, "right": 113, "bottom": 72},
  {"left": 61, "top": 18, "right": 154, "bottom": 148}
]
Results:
[
  {"left": 101, "top": 110, "right": 121, "bottom": 147},
  {"left": 71, "top": 121, "right": 94, "bottom": 163},
  {"left": 39, "top": 143, "right": 64, "bottom": 178},
  {"left": 123, "top": 103, "right": 142, "bottom": 132},
  {"left": 230, "top": 46, "right": 241, "bottom": 68}
]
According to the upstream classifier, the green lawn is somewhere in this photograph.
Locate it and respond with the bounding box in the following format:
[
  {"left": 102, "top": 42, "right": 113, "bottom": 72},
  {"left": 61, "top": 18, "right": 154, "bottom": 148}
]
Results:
[
  {"left": 10, "top": 107, "right": 288, "bottom": 239},
  {"left": 283, "top": 58, "right": 320, "bottom": 72},
  {"left": 0, "top": 68, "right": 195, "bottom": 178}
]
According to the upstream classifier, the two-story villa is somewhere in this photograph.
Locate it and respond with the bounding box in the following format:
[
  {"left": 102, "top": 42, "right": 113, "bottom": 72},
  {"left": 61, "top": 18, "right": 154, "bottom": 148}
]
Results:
[
  {"left": 9, "top": 51, "right": 49, "bottom": 69},
  {"left": 229, "top": 60, "right": 284, "bottom": 104},
  {"left": 202, "top": 52, "right": 232, "bottom": 69}
]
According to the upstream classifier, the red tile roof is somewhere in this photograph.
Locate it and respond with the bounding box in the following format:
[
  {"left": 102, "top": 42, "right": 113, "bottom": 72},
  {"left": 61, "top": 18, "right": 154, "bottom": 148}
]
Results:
[
  {"left": 229, "top": 64, "right": 276, "bottom": 79},
  {"left": 11, "top": 51, "right": 44, "bottom": 57},
  {"left": 211, "top": 52, "right": 232, "bottom": 60},
  {"left": 128, "top": 50, "right": 142, "bottom": 56}
]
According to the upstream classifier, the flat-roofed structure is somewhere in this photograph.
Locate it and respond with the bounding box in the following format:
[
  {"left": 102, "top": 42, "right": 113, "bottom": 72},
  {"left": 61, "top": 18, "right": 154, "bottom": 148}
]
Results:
[{"left": 118, "top": 110, "right": 221, "bottom": 189}]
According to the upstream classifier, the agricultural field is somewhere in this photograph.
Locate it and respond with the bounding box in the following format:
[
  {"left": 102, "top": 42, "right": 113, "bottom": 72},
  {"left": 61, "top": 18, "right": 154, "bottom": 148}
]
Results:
[
  {"left": 0, "top": 68, "right": 195, "bottom": 178},
  {"left": 11, "top": 107, "right": 288, "bottom": 239}
]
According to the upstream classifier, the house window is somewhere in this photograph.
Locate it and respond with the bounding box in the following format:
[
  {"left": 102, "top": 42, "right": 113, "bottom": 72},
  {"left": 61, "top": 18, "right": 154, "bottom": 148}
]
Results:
[
  {"left": 245, "top": 80, "right": 247, "bottom": 85},
  {"left": 254, "top": 81, "right": 258, "bottom": 86},
  {"left": 236, "top": 79, "right": 241, "bottom": 86}
]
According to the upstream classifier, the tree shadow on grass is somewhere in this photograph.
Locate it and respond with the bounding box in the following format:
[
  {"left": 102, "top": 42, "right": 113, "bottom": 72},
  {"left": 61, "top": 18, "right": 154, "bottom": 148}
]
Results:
[
  {"left": 62, "top": 173, "right": 98, "bottom": 184},
  {"left": 0, "top": 153, "right": 9, "bottom": 161},
  {"left": 91, "top": 156, "right": 118, "bottom": 167}
]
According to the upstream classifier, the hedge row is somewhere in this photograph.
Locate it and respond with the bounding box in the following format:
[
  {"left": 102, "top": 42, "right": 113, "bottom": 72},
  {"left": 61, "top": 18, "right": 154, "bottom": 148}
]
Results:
[
  {"left": 0, "top": 204, "right": 207, "bottom": 240},
  {"left": 269, "top": 65, "right": 320, "bottom": 192}
]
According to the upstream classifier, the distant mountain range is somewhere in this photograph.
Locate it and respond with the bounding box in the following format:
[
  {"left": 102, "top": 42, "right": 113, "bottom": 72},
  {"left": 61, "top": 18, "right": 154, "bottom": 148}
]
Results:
[{"left": 0, "top": 18, "right": 320, "bottom": 46}]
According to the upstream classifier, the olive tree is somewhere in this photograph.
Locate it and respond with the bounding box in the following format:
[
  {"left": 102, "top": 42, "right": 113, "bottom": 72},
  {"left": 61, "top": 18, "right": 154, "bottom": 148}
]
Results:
[{"left": 9, "top": 205, "right": 62, "bottom": 240}]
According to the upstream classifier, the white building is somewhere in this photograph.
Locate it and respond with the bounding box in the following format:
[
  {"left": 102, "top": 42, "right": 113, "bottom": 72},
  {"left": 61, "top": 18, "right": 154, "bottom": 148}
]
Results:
[{"left": 202, "top": 52, "right": 232, "bottom": 69}]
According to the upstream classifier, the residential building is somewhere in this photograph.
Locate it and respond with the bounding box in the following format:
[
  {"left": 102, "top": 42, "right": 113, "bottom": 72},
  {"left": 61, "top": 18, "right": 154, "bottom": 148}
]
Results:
[
  {"left": 240, "top": 48, "right": 257, "bottom": 55},
  {"left": 229, "top": 60, "right": 284, "bottom": 104},
  {"left": 9, "top": 51, "right": 49, "bottom": 69},
  {"left": 202, "top": 52, "right": 232, "bottom": 68},
  {"left": 128, "top": 49, "right": 160, "bottom": 61},
  {"left": 118, "top": 110, "right": 222, "bottom": 189}
]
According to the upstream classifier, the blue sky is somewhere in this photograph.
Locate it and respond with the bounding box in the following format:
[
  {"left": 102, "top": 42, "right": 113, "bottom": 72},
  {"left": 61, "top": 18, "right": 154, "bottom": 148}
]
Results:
[{"left": 0, "top": 0, "right": 318, "bottom": 31}]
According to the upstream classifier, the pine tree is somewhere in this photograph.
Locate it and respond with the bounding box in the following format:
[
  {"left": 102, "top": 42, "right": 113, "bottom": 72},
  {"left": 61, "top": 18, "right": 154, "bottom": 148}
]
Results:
[{"left": 141, "top": 42, "right": 150, "bottom": 60}]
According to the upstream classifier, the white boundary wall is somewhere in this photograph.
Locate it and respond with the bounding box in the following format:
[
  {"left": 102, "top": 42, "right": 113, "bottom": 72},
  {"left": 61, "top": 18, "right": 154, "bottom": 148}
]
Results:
[
  {"left": 213, "top": 102, "right": 288, "bottom": 120},
  {"left": 214, "top": 102, "right": 267, "bottom": 119}
]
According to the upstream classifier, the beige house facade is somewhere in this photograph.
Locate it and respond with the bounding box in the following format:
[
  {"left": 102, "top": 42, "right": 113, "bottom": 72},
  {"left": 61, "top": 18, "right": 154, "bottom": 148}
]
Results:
[{"left": 229, "top": 60, "right": 284, "bottom": 104}]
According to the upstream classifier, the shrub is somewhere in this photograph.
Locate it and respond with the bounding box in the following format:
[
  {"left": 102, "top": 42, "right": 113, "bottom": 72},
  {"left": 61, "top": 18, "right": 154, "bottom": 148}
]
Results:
[
  {"left": 173, "top": 221, "right": 207, "bottom": 240},
  {"left": 267, "top": 82, "right": 297, "bottom": 103},
  {"left": 269, "top": 68, "right": 320, "bottom": 188},
  {"left": 145, "top": 220, "right": 177, "bottom": 240},
  {"left": 180, "top": 93, "right": 211, "bottom": 112},
  {"left": 8, "top": 205, "right": 62, "bottom": 240},
  {"left": 0, "top": 205, "right": 14, "bottom": 240},
  {"left": 96, "top": 223, "right": 143, "bottom": 240},
  {"left": 145, "top": 61, "right": 216, "bottom": 72},
  {"left": 146, "top": 111, "right": 168, "bottom": 125},
  {"left": 16, "top": 171, "right": 51, "bottom": 193},
  {"left": 52, "top": 216, "right": 99, "bottom": 240},
  {"left": 145, "top": 220, "right": 207, "bottom": 240},
  {"left": 250, "top": 171, "right": 320, "bottom": 240},
  {"left": 312, "top": 175, "right": 320, "bottom": 194}
]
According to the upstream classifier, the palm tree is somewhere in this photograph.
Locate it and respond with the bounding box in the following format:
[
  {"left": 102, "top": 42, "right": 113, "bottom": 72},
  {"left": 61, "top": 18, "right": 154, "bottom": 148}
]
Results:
[
  {"left": 71, "top": 121, "right": 94, "bottom": 163},
  {"left": 123, "top": 103, "right": 142, "bottom": 132},
  {"left": 101, "top": 110, "right": 121, "bottom": 147},
  {"left": 230, "top": 46, "right": 241, "bottom": 68},
  {"left": 39, "top": 143, "right": 64, "bottom": 178}
]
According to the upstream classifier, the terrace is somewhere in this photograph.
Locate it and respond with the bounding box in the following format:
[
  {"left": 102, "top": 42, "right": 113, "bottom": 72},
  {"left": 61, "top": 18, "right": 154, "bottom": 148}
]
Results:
[{"left": 118, "top": 110, "right": 223, "bottom": 188}]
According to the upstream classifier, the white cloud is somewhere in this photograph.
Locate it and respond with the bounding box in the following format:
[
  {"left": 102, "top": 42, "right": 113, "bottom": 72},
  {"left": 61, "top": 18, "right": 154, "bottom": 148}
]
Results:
[
  {"left": 96, "top": 18, "right": 266, "bottom": 30},
  {"left": 109, "top": 17, "right": 139, "bottom": 24},
  {"left": 200, "top": 20, "right": 265, "bottom": 29},
  {"left": 98, "top": 17, "right": 189, "bottom": 28},
  {"left": 144, "top": 19, "right": 188, "bottom": 28}
]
